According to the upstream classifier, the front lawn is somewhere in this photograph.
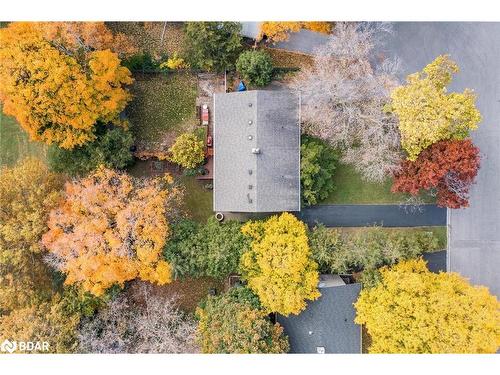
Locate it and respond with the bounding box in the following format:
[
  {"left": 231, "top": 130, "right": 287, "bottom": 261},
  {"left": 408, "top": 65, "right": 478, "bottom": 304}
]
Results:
[
  {"left": 0, "top": 105, "right": 46, "bottom": 167},
  {"left": 322, "top": 163, "right": 435, "bottom": 205},
  {"left": 126, "top": 73, "right": 198, "bottom": 149}
]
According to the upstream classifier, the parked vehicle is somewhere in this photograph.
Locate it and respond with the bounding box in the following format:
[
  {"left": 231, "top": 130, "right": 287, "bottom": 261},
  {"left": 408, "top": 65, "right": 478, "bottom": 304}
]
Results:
[
  {"left": 201, "top": 104, "right": 209, "bottom": 125},
  {"left": 207, "top": 135, "right": 213, "bottom": 147}
]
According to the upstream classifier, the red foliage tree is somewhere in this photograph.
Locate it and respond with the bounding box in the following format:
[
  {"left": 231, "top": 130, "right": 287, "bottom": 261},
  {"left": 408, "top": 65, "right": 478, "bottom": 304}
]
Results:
[{"left": 392, "top": 139, "right": 480, "bottom": 208}]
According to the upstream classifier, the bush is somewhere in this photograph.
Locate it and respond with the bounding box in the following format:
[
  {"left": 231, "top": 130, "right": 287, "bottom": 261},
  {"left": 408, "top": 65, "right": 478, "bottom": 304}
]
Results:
[
  {"left": 309, "top": 225, "right": 440, "bottom": 285},
  {"left": 184, "top": 22, "right": 242, "bottom": 72},
  {"left": 300, "top": 135, "right": 339, "bottom": 206},
  {"left": 196, "top": 286, "right": 289, "bottom": 353},
  {"left": 168, "top": 132, "right": 205, "bottom": 169},
  {"left": 164, "top": 217, "right": 249, "bottom": 280},
  {"left": 122, "top": 52, "right": 160, "bottom": 72},
  {"left": 48, "top": 126, "right": 134, "bottom": 176},
  {"left": 236, "top": 50, "right": 274, "bottom": 86}
]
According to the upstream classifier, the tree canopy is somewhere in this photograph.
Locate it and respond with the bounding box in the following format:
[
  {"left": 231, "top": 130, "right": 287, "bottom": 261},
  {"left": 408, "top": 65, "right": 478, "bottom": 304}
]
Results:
[
  {"left": 392, "top": 139, "right": 480, "bottom": 208},
  {"left": 236, "top": 50, "right": 274, "bottom": 87},
  {"left": 0, "top": 22, "right": 133, "bottom": 149},
  {"left": 355, "top": 259, "right": 500, "bottom": 353},
  {"left": 239, "top": 213, "right": 320, "bottom": 316},
  {"left": 168, "top": 132, "right": 205, "bottom": 169},
  {"left": 389, "top": 55, "right": 482, "bottom": 161},
  {"left": 42, "top": 167, "right": 184, "bottom": 296},
  {"left": 196, "top": 287, "right": 289, "bottom": 353},
  {"left": 184, "top": 22, "right": 242, "bottom": 72}
]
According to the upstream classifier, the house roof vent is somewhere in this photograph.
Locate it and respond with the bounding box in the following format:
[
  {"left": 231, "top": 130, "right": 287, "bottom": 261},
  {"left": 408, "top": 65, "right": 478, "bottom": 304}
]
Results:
[{"left": 251, "top": 148, "right": 261, "bottom": 154}]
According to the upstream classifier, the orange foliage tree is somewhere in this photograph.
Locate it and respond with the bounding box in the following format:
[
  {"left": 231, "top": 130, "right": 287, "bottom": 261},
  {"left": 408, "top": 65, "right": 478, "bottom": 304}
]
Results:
[
  {"left": 42, "top": 167, "right": 184, "bottom": 296},
  {"left": 258, "top": 22, "right": 332, "bottom": 43},
  {"left": 0, "top": 22, "right": 133, "bottom": 149}
]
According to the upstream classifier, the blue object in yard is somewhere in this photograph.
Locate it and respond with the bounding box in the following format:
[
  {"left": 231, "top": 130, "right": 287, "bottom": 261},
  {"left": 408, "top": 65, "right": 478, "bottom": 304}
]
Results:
[{"left": 237, "top": 81, "right": 247, "bottom": 91}]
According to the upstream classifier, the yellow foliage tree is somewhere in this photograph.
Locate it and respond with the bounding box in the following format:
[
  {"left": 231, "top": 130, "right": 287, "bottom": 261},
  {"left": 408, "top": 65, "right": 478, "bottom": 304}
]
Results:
[
  {"left": 240, "top": 213, "right": 320, "bottom": 316},
  {"left": 389, "top": 55, "right": 482, "bottom": 160},
  {"left": 168, "top": 132, "right": 205, "bottom": 169},
  {"left": 0, "top": 158, "right": 63, "bottom": 313},
  {"left": 259, "top": 21, "right": 332, "bottom": 43},
  {"left": 355, "top": 259, "right": 500, "bottom": 353},
  {"left": 0, "top": 22, "right": 133, "bottom": 149},
  {"left": 42, "top": 167, "right": 184, "bottom": 296}
]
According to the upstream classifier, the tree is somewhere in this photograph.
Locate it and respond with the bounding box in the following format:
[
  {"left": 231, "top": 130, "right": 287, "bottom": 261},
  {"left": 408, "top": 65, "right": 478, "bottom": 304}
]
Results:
[
  {"left": 258, "top": 22, "right": 332, "bottom": 43},
  {"left": 392, "top": 139, "right": 480, "bottom": 208},
  {"left": 355, "top": 259, "right": 500, "bottom": 353},
  {"left": 0, "top": 158, "right": 63, "bottom": 314},
  {"left": 300, "top": 135, "right": 339, "bottom": 206},
  {"left": 164, "top": 217, "right": 249, "bottom": 280},
  {"left": 42, "top": 167, "right": 184, "bottom": 296},
  {"left": 389, "top": 55, "right": 482, "bottom": 161},
  {"left": 309, "top": 225, "right": 440, "bottom": 287},
  {"left": 184, "top": 22, "right": 243, "bottom": 72},
  {"left": 196, "top": 287, "right": 289, "bottom": 353},
  {"left": 168, "top": 132, "right": 205, "bottom": 169},
  {"left": 290, "top": 22, "right": 402, "bottom": 182},
  {"left": 79, "top": 286, "right": 199, "bottom": 353},
  {"left": 0, "top": 22, "right": 133, "bottom": 149},
  {"left": 240, "top": 213, "right": 320, "bottom": 316},
  {"left": 47, "top": 126, "right": 135, "bottom": 176},
  {"left": 236, "top": 50, "right": 274, "bottom": 86}
]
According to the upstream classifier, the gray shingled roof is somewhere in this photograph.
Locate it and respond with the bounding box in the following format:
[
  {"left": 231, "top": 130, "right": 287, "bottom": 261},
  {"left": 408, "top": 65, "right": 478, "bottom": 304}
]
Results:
[
  {"left": 277, "top": 279, "right": 362, "bottom": 354},
  {"left": 213, "top": 90, "right": 300, "bottom": 213}
]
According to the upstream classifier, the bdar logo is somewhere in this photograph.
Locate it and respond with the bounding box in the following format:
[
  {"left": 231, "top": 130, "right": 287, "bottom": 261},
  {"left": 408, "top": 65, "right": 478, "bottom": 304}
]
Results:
[{"left": 0, "top": 339, "right": 17, "bottom": 353}]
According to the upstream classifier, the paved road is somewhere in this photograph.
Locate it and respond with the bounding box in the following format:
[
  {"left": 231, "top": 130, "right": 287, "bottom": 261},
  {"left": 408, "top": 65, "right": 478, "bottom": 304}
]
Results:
[
  {"left": 422, "top": 250, "right": 447, "bottom": 274},
  {"left": 272, "top": 29, "right": 329, "bottom": 55},
  {"left": 384, "top": 23, "right": 500, "bottom": 297},
  {"left": 297, "top": 204, "right": 446, "bottom": 227}
]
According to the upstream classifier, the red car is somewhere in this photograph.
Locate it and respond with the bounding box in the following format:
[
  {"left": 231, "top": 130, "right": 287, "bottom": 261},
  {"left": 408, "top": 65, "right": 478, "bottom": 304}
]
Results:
[
  {"left": 201, "top": 104, "right": 209, "bottom": 125},
  {"left": 206, "top": 135, "right": 213, "bottom": 147}
]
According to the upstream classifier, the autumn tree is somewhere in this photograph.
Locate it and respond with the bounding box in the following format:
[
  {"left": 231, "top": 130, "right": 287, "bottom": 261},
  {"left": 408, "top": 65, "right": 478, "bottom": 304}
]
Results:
[
  {"left": 0, "top": 158, "right": 63, "bottom": 314},
  {"left": 236, "top": 50, "right": 274, "bottom": 87},
  {"left": 184, "top": 22, "right": 243, "bottom": 72},
  {"left": 392, "top": 139, "right": 480, "bottom": 208},
  {"left": 79, "top": 286, "right": 199, "bottom": 353},
  {"left": 239, "top": 213, "right": 320, "bottom": 316},
  {"left": 42, "top": 167, "right": 184, "bottom": 296},
  {"left": 355, "top": 259, "right": 500, "bottom": 353},
  {"left": 168, "top": 132, "right": 205, "bottom": 169},
  {"left": 196, "top": 287, "right": 289, "bottom": 353},
  {"left": 389, "top": 55, "right": 482, "bottom": 161},
  {"left": 300, "top": 135, "right": 339, "bottom": 206},
  {"left": 0, "top": 22, "right": 133, "bottom": 149},
  {"left": 258, "top": 21, "right": 332, "bottom": 43},
  {"left": 291, "top": 22, "right": 402, "bottom": 182}
]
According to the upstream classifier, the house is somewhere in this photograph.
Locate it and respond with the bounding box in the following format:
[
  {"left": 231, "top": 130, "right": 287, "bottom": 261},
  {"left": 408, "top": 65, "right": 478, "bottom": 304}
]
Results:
[
  {"left": 277, "top": 275, "right": 362, "bottom": 354},
  {"left": 213, "top": 90, "right": 301, "bottom": 213}
]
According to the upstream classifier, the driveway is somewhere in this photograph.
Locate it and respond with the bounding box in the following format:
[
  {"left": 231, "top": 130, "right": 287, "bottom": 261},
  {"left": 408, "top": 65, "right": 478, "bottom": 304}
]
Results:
[
  {"left": 297, "top": 204, "right": 446, "bottom": 227},
  {"left": 384, "top": 23, "right": 500, "bottom": 297}
]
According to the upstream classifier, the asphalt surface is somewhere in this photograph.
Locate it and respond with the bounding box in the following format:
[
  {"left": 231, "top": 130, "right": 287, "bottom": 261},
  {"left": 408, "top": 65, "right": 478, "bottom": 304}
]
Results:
[
  {"left": 422, "top": 250, "right": 447, "bottom": 274},
  {"left": 272, "top": 29, "right": 329, "bottom": 55},
  {"left": 383, "top": 23, "right": 500, "bottom": 297},
  {"left": 297, "top": 204, "right": 446, "bottom": 227}
]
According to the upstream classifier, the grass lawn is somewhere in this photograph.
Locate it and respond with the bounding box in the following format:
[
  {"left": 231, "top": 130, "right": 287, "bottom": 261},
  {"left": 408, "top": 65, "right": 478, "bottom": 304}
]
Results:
[
  {"left": 179, "top": 175, "right": 213, "bottom": 224},
  {"left": 338, "top": 226, "right": 447, "bottom": 251},
  {"left": 0, "top": 105, "right": 47, "bottom": 167},
  {"left": 322, "top": 163, "right": 435, "bottom": 205},
  {"left": 126, "top": 73, "right": 197, "bottom": 148}
]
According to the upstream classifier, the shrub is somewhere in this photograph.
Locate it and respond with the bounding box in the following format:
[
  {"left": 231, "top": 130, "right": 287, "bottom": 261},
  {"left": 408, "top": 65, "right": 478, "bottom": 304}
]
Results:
[
  {"left": 48, "top": 126, "right": 135, "bottom": 176},
  {"left": 236, "top": 50, "right": 274, "bottom": 86},
  {"left": 168, "top": 132, "right": 205, "bottom": 169},
  {"left": 196, "top": 286, "right": 289, "bottom": 353},
  {"left": 300, "top": 135, "right": 339, "bottom": 206},
  {"left": 122, "top": 52, "right": 160, "bottom": 72}
]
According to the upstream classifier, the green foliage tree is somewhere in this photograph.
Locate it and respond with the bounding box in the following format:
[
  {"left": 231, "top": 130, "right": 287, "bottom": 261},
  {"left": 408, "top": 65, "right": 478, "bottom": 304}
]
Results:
[
  {"left": 309, "top": 225, "right": 440, "bottom": 287},
  {"left": 47, "top": 126, "right": 134, "bottom": 176},
  {"left": 168, "top": 132, "right": 205, "bottom": 169},
  {"left": 355, "top": 259, "right": 500, "bottom": 353},
  {"left": 300, "top": 135, "right": 338, "bottom": 206},
  {"left": 164, "top": 217, "right": 250, "bottom": 279},
  {"left": 184, "top": 22, "right": 243, "bottom": 72},
  {"left": 196, "top": 287, "right": 289, "bottom": 353},
  {"left": 236, "top": 50, "right": 274, "bottom": 86}
]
